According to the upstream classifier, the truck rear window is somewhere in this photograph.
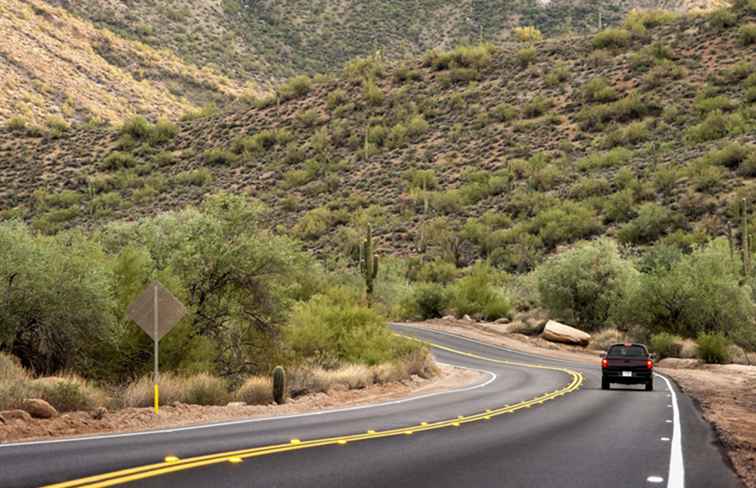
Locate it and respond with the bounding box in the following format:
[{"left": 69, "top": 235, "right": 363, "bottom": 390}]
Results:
[{"left": 608, "top": 345, "right": 646, "bottom": 357}]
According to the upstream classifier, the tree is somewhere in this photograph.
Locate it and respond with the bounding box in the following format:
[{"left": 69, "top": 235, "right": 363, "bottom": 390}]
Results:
[{"left": 536, "top": 239, "right": 638, "bottom": 330}]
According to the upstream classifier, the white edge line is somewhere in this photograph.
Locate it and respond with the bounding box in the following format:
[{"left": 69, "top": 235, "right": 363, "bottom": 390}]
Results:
[
  {"left": 0, "top": 362, "right": 497, "bottom": 449},
  {"left": 655, "top": 372, "right": 685, "bottom": 488}
]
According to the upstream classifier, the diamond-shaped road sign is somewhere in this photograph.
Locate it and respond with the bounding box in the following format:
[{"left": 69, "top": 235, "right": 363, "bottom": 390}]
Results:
[{"left": 127, "top": 281, "right": 186, "bottom": 341}]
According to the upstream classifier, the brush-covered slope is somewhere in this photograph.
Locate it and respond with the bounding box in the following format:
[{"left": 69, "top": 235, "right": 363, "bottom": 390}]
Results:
[
  {"left": 1, "top": 5, "right": 755, "bottom": 270},
  {"left": 47, "top": 0, "right": 725, "bottom": 87},
  {"left": 0, "top": 0, "right": 252, "bottom": 125}
]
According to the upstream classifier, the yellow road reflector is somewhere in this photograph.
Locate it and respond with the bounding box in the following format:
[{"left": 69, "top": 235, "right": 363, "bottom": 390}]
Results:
[
  {"left": 290, "top": 439, "right": 301, "bottom": 445},
  {"left": 163, "top": 456, "right": 179, "bottom": 463},
  {"left": 367, "top": 430, "right": 376, "bottom": 434},
  {"left": 483, "top": 416, "right": 491, "bottom": 420},
  {"left": 336, "top": 440, "right": 348, "bottom": 445},
  {"left": 228, "top": 457, "right": 243, "bottom": 464},
  {"left": 420, "top": 422, "right": 428, "bottom": 426},
  {"left": 452, "top": 422, "right": 461, "bottom": 427},
  {"left": 404, "top": 431, "right": 414, "bottom": 435}
]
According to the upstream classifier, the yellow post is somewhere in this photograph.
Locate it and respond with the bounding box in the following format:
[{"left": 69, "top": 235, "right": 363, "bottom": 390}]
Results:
[{"left": 154, "top": 383, "right": 159, "bottom": 415}]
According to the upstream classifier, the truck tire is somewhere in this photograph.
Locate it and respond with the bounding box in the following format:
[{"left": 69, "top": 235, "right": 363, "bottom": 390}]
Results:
[
  {"left": 601, "top": 378, "right": 609, "bottom": 390},
  {"left": 645, "top": 380, "right": 654, "bottom": 391}
]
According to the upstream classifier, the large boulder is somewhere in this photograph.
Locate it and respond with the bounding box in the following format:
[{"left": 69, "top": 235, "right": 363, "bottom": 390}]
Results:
[
  {"left": 22, "top": 399, "right": 58, "bottom": 419},
  {"left": 542, "top": 320, "right": 591, "bottom": 347}
]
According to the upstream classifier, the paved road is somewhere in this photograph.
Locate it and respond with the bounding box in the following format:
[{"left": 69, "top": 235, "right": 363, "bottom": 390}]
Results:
[{"left": 0, "top": 325, "right": 742, "bottom": 488}]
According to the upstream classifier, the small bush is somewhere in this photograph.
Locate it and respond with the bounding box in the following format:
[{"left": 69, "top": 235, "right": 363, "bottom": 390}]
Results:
[
  {"left": 709, "top": 8, "right": 738, "bottom": 30},
  {"left": 650, "top": 332, "right": 683, "bottom": 359},
  {"left": 183, "top": 373, "right": 229, "bottom": 405},
  {"left": 600, "top": 120, "right": 650, "bottom": 148},
  {"left": 523, "top": 96, "right": 550, "bottom": 118},
  {"left": 31, "top": 376, "right": 107, "bottom": 412},
  {"left": 699, "top": 143, "right": 754, "bottom": 169},
  {"left": 294, "top": 207, "right": 332, "bottom": 240},
  {"left": 402, "top": 283, "right": 449, "bottom": 320},
  {"left": 577, "top": 147, "right": 633, "bottom": 171},
  {"left": 582, "top": 77, "right": 618, "bottom": 103},
  {"left": 694, "top": 95, "right": 736, "bottom": 113},
  {"left": 102, "top": 151, "right": 137, "bottom": 171},
  {"left": 513, "top": 26, "right": 543, "bottom": 42},
  {"left": 175, "top": 168, "right": 213, "bottom": 186},
  {"left": 235, "top": 376, "right": 273, "bottom": 405},
  {"left": 685, "top": 110, "right": 737, "bottom": 142},
  {"left": 363, "top": 79, "right": 384, "bottom": 105},
  {"left": 577, "top": 94, "right": 652, "bottom": 131},
  {"left": 696, "top": 333, "right": 730, "bottom": 364},
  {"left": 6, "top": 116, "right": 28, "bottom": 132},
  {"left": 516, "top": 47, "right": 537, "bottom": 67},
  {"left": 279, "top": 75, "right": 312, "bottom": 100},
  {"left": 617, "top": 203, "right": 681, "bottom": 244},
  {"left": 491, "top": 103, "right": 518, "bottom": 122},
  {"left": 424, "top": 44, "right": 495, "bottom": 71},
  {"left": 740, "top": 23, "right": 756, "bottom": 45},
  {"left": 204, "top": 148, "right": 238, "bottom": 165},
  {"left": 448, "top": 263, "right": 511, "bottom": 321},
  {"left": 592, "top": 28, "right": 631, "bottom": 49}
]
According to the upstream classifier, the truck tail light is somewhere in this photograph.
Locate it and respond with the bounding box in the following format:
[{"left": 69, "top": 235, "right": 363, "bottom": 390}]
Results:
[
  {"left": 647, "top": 360, "right": 654, "bottom": 369},
  {"left": 602, "top": 358, "right": 608, "bottom": 369}
]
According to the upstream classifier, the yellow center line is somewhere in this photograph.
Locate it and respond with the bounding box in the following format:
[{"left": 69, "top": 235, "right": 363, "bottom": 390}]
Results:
[{"left": 44, "top": 340, "right": 584, "bottom": 488}]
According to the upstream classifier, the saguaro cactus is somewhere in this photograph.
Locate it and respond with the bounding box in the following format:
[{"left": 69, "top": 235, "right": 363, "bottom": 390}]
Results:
[
  {"left": 360, "top": 225, "right": 379, "bottom": 303},
  {"left": 272, "top": 365, "right": 286, "bottom": 405},
  {"left": 743, "top": 198, "right": 752, "bottom": 278}
]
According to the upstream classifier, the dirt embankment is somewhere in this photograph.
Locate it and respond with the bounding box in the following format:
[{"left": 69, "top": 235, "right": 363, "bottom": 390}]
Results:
[
  {"left": 0, "top": 364, "right": 481, "bottom": 444},
  {"left": 401, "top": 319, "right": 756, "bottom": 488}
]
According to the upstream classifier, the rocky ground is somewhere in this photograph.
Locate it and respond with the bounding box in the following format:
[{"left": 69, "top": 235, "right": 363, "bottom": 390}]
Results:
[
  {"left": 0, "top": 364, "right": 479, "bottom": 444},
  {"left": 402, "top": 318, "right": 756, "bottom": 488}
]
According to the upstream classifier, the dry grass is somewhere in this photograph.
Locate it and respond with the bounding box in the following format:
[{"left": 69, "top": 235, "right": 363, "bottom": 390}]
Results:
[
  {"left": 123, "top": 373, "right": 229, "bottom": 407},
  {"left": 0, "top": 355, "right": 108, "bottom": 412},
  {"left": 235, "top": 376, "right": 274, "bottom": 405}
]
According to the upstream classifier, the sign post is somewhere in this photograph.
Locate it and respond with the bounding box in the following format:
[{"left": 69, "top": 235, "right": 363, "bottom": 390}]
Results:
[{"left": 127, "top": 281, "right": 186, "bottom": 415}]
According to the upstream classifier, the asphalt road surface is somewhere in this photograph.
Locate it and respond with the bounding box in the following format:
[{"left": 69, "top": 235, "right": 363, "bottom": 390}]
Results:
[{"left": 0, "top": 325, "right": 743, "bottom": 488}]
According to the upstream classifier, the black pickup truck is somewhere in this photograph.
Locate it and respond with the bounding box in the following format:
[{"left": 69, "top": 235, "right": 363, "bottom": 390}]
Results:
[{"left": 601, "top": 343, "right": 655, "bottom": 391}]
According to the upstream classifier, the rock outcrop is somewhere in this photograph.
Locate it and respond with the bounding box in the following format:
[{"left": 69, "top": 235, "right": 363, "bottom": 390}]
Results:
[{"left": 22, "top": 399, "right": 58, "bottom": 419}]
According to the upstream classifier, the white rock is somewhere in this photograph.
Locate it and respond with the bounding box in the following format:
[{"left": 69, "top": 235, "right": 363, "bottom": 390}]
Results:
[{"left": 542, "top": 320, "right": 591, "bottom": 346}]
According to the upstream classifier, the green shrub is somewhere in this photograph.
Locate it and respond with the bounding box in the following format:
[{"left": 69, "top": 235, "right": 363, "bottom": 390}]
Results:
[
  {"left": 685, "top": 110, "right": 737, "bottom": 142},
  {"left": 491, "top": 103, "right": 518, "bottom": 122},
  {"left": 285, "top": 287, "right": 400, "bottom": 366},
  {"left": 577, "top": 147, "right": 633, "bottom": 171},
  {"left": 294, "top": 207, "right": 332, "bottom": 240},
  {"left": 175, "top": 168, "right": 213, "bottom": 186},
  {"left": 120, "top": 116, "right": 152, "bottom": 140},
  {"left": 279, "top": 75, "right": 312, "bottom": 100},
  {"left": 530, "top": 202, "right": 602, "bottom": 248},
  {"left": 577, "top": 94, "right": 652, "bottom": 131},
  {"left": 448, "top": 263, "right": 511, "bottom": 321},
  {"left": 363, "top": 79, "right": 384, "bottom": 105},
  {"left": 709, "top": 8, "right": 738, "bottom": 30},
  {"left": 402, "top": 283, "right": 450, "bottom": 320},
  {"left": 31, "top": 376, "right": 106, "bottom": 412},
  {"left": 150, "top": 119, "right": 178, "bottom": 144},
  {"left": 544, "top": 64, "right": 570, "bottom": 86},
  {"left": 516, "top": 46, "right": 537, "bottom": 67},
  {"left": 696, "top": 333, "right": 730, "bottom": 364},
  {"left": 582, "top": 77, "right": 618, "bottom": 103},
  {"left": 699, "top": 143, "right": 754, "bottom": 169},
  {"left": 592, "top": 28, "right": 632, "bottom": 49},
  {"left": 600, "top": 120, "right": 650, "bottom": 148},
  {"left": 629, "top": 239, "right": 752, "bottom": 338},
  {"left": 204, "top": 148, "right": 238, "bottom": 165},
  {"left": 102, "top": 151, "right": 137, "bottom": 171},
  {"left": 523, "top": 96, "right": 550, "bottom": 118},
  {"left": 617, "top": 203, "right": 681, "bottom": 244},
  {"left": 624, "top": 9, "right": 678, "bottom": 30},
  {"left": 740, "top": 23, "right": 756, "bottom": 45},
  {"left": 649, "top": 332, "right": 683, "bottom": 359},
  {"left": 327, "top": 89, "right": 348, "bottom": 109},
  {"left": 694, "top": 95, "right": 736, "bottom": 113},
  {"left": 414, "top": 260, "right": 458, "bottom": 285},
  {"left": 536, "top": 239, "right": 637, "bottom": 330},
  {"left": 6, "top": 116, "right": 28, "bottom": 132},
  {"left": 424, "top": 44, "right": 495, "bottom": 71}
]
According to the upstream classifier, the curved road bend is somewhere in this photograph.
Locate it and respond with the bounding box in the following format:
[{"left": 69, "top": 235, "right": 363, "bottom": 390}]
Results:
[{"left": 0, "top": 324, "right": 742, "bottom": 488}]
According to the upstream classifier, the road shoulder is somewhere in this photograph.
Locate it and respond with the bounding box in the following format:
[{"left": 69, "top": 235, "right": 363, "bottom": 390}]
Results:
[{"left": 0, "top": 364, "right": 482, "bottom": 445}]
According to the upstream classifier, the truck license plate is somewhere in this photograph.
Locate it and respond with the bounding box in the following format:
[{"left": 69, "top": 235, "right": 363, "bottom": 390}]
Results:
[{"left": 622, "top": 371, "right": 632, "bottom": 377}]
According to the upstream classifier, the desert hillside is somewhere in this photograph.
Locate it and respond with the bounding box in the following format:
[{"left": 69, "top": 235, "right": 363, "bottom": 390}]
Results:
[{"left": 0, "top": 0, "right": 251, "bottom": 124}]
